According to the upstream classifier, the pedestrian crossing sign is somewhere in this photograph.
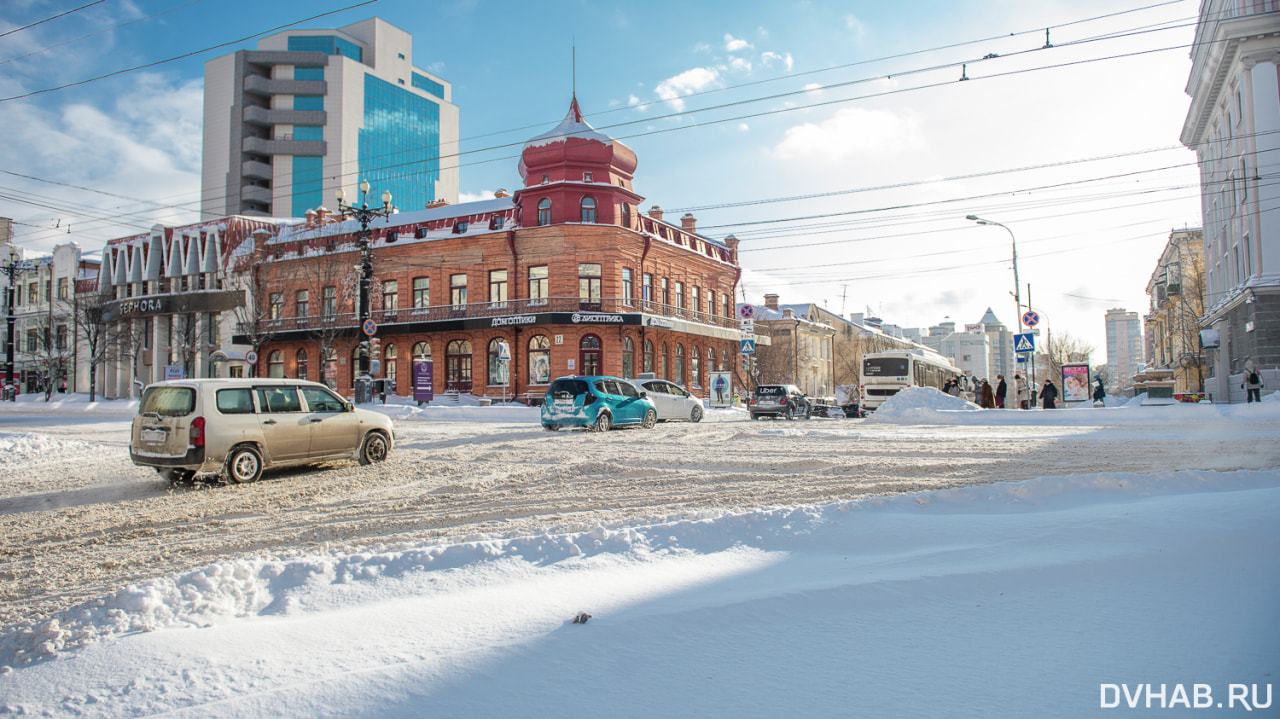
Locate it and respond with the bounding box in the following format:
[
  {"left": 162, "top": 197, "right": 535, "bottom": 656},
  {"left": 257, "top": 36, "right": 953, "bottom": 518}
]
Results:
[
  {"left": 740, "top": 338, "right": 756, "bottom": 354},
  {"left": 1014, "top": 333, "right": 1035, "bottom": 353}
]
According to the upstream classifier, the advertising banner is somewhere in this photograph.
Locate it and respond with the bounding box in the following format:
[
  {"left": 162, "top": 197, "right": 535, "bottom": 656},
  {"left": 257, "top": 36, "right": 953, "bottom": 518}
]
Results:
[
  {"left": 1061, "top": 363, "right": 1091, "bottom": 403},
  {"left": 413, "top": 360, "right": 434, "bottom": 403},
  {"left": 709, "top": 371, "right": 732, "bottom": 408}
]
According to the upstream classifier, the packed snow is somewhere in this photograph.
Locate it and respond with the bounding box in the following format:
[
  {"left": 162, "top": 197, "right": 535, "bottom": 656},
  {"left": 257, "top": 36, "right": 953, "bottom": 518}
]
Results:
[{"left": 0, "top": 388, "right": 1277, "bottom": 717}]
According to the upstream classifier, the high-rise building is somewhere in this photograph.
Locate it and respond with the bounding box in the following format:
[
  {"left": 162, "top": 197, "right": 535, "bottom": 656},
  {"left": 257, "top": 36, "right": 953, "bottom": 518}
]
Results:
[
  {"left": 1181, "top": 0, "right": 1279, "bottom": 402},
  {"left": 201, "top": 18, "right": 459, "bottom": 220},
  {"left": 1104, "top": 308, "right": 1143, "bottom": 393}
]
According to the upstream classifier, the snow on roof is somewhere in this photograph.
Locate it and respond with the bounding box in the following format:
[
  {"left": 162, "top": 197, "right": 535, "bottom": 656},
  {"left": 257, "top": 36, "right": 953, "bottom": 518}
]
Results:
[
  {"left": 273, "top": 197, "right": 515, "bottom": 245},
  {"left": 524, "top": 96, "right": 614, "bottom": 149}
]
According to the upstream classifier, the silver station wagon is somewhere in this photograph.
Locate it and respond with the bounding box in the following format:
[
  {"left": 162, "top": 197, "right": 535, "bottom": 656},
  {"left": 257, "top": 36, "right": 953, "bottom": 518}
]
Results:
[{"left": 129, "top": 378, "right": 395, "bottom": 483}]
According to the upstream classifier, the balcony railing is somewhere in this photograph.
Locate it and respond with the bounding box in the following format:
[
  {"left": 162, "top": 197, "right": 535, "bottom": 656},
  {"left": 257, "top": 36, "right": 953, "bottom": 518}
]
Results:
[{"left": 241, "top": 297, "right": 738, "bottom": 336}]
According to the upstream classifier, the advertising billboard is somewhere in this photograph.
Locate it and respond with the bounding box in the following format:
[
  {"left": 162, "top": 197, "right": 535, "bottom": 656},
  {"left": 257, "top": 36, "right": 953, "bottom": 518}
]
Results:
[
  {"left": 1061, "top": 363, "right": 1091, "bottom": 404},
  {"left": 413, "top": 360, "right": 434, "bottom": 403}
]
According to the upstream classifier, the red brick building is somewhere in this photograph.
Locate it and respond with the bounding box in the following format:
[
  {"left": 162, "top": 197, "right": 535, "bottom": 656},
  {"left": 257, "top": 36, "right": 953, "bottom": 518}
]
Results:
[{"left": 250, "top": 97, "right": 743, "bottom": 400}]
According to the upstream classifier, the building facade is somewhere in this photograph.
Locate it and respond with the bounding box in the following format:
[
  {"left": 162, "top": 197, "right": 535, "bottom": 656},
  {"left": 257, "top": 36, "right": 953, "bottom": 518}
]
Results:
[
  {"left": 1104, "top": 308, "right": 1144, "bottom": 395},
  {"left": 202, "top": 18, "right": 459, "bottom": 220},
  {"left": 1180, "top": 0, "right": 1280, "bottom": 402},
  {"left": 1144, "top": 229, "right": 1207, "bottom": 396},
  {"left": 249, "top": 98, "right": 742, "bottom": 400},
  {"left": 1, "top": 242, "right": 99, "bottom": 395},
  {"left": 745, "top": 296, "right": 837, "bottom": 400}
]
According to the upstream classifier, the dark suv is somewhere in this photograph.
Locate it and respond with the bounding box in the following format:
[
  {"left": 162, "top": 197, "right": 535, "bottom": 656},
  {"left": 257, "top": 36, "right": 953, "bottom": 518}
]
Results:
[{"left": 749, "top": 384, "right": 812, "bottom": 420}]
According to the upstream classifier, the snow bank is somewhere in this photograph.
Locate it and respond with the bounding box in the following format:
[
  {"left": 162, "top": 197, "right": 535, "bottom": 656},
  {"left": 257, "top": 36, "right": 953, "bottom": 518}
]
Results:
[
  {"left": 5, "top": 467, "right": 1275, "bottom": 670},
  {"left": 864, "top": 386, "right": 979, "bottom": 422}
]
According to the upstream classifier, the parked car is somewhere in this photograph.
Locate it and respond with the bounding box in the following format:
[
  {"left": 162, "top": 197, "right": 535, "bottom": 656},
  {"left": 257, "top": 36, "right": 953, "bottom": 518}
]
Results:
[
  {"left": 542, "top": 376, "right": 658, "bottom": 432},
  {"left": 630, "top": 375, "right": 704, "bottom": 423},
  {"left": 749, "top": 384, "right": 812, "bottom": 420},
  {"left": 129, "top": 378, "right": 395, "bottom": 484}
]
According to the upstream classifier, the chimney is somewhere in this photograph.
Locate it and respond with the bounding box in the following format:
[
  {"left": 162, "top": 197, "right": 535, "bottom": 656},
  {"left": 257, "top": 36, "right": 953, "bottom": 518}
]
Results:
[
  {"left": 494, "top": 188, "right": 510, "bottom": 198},
  {"left": 723, "top": 234, "right": 739, "bottom": 263},
  {"left": 764, "top": 293, "right": 780, "bottom": 310},
  {"left": 304, "top": 208, "right": 317, "bottom": 228},
  {"left": 426, "top": 198, "right": 450, "bottom": 209},
  {"left": 315, "top": 206, "right": 330, "bottom": 224},
  {"left": 680, "top": 213, "right": 696, "bottom": 233},
  {"left": 783, "top": 308, "right": 795, "bottom": 319},
  {"left": 647, "top": 205, "right": 663, "bottom": 220}
]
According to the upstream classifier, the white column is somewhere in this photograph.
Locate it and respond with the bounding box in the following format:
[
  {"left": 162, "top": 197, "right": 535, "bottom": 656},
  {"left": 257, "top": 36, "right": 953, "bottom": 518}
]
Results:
[{"left": 1249, "top": 60, "right": 1280, "bottom": 282}]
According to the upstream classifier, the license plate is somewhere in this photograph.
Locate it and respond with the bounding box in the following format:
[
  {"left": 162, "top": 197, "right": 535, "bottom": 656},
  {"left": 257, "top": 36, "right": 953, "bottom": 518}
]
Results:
[
  {"left": 141, "top": 429, "right": 166, "bottom": 444},
  {"left": 555, "top": 399, "right": 575, "bottom": 409}
]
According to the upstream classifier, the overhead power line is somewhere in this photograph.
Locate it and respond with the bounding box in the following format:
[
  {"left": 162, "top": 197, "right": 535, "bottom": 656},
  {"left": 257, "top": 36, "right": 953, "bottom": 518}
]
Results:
[{"left": 0, "top": 0, "right": 105, "bottom": 39}]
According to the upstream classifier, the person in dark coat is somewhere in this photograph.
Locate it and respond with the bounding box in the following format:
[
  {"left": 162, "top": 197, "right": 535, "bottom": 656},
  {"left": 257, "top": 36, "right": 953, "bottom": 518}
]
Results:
[
  {"left": 1040, "top": 380, "right": 1059, "bottom": 409},
  {"left": 994, "top": 375, "right": 1007, "bottom": 408},
  {"left": 1092, "top": 375, "right": 1106, "bottom": 405},
  {"left": 980, "top": 380, "right": 995, "bottom": 408}
]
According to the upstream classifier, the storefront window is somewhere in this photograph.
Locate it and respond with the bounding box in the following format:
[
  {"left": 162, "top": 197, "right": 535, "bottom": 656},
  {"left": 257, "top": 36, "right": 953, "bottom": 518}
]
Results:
[{"left": 528, "top": 335, "right": 551, "bottom": 384}]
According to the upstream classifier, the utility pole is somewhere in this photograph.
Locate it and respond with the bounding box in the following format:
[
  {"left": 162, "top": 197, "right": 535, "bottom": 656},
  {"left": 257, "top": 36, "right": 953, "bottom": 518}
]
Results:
[{"left": 334, "top": 179, "right": 393, "bottom": 403}]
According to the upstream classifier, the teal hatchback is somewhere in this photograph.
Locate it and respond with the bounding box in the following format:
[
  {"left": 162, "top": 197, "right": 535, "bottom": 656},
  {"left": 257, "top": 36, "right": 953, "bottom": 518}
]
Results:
[{"left": 541, "top": 376, "right": 658, "bottom": 432}]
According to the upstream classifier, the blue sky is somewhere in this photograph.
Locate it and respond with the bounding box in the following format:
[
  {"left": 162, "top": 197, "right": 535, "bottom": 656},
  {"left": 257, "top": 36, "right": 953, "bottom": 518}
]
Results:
[{"left": 0, "top": 0, "right": 1204, "bottom": 361}]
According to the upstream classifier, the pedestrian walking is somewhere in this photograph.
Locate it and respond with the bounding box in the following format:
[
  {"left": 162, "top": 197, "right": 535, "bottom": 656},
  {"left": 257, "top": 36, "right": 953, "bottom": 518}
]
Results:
[
  {"left": 1015, "top": 373, "right": 1030, "bottom": 409},
  {"left": 980, "top": 380, "right": 995, "bottom": 408},
  {"left": 1243, "top": 359, "right": 1264, "bottom": 403},
  {"left": 947, "top": 378, "right": 961, "bottom": 397},
  {"left": 1092, "top": 375, "right": 1106, "bottom": 406},
  {"left": 995, "top": 375, "right": 1007, "bottom": 409},
  {"left": 1040, "top": 379, "right": 1059, "bottom": 409}
]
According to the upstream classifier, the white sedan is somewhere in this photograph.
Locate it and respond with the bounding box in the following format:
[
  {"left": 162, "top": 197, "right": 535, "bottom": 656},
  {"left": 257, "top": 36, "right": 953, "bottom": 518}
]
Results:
[{"left": 631, "top": 378, "right": 704, "bottom": 423}]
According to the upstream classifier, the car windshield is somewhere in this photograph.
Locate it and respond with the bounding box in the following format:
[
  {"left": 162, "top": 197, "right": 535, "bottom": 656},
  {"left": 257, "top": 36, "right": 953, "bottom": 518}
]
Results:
[
  {"left": 549, "top": 379, "right": 590, "bottom": 397},
  {"left": 756, "top": 386, "right": 784, "bottom": 396},
  {"left": 140, "top": 387, "right": 196, "bottom": 417}
]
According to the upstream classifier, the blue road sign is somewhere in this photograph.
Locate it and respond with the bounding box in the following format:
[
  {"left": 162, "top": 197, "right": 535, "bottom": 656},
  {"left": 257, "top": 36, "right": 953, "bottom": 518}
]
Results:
[
  {"left": 740, "top": 338, "right": 756, "bottom": 354},
  {"left": 363, "top": 319, "right": 377, "bottom": 336},
  {"left": 1014, "top": 333, "right": 1035, "bottom": 353},
  {"left": 1022, "top": 310, "right": 1040, "bottom": 328},
  {"left": 739, "top": 304, "right": 754, "bottom": 320}
]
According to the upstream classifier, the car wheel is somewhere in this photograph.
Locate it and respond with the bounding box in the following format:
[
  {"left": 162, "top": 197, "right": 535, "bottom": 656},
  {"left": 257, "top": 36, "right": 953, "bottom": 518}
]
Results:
[
  {"left": 225, "top": 445, "right": 263, "bottom": 484},
  {"left": 543, "top": 423, "right": 560, "bottom": 431},
  {"left": 358, "top": 431, "right": 390, "bottom": 465},
  {"left": 690, "top": 404, "right": 703, "bottom": 423},
  {"left": 592, "top": 412, "right": 612, "bottom": 432},
  {"left": 785, "top": 407, "right": 795, "bottom": 420},
  {"left": 642, "top": 408, "right": 657, "bottom": 429}
]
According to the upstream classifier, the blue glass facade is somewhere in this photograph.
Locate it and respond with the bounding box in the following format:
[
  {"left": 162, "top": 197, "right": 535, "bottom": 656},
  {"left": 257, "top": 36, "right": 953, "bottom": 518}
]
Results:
[
  {"left": 292, "top": 156, "right": 324, "bottom": 216},
  {"left": 412, "top": 73, "right": 444, "bottom": 98},
  {"left": 294, "top": 66, "right": 324, "bottom": 81},
  {"left": 294, "top": 95, "right": 323, "bottom": 111},
  {"left": 287, "top": 35, "right": 363, "bottom": 62},
  {"left": 360, "top": 74, "right": 440, "bottom": 211},
  {"left": 294, "top": 126, "right": 323, "bottom": 141}
]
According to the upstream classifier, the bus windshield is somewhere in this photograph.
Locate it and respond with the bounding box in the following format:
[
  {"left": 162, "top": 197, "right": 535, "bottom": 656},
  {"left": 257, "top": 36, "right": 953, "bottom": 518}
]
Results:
[{"left": 863, "top": 357, "right": 909, "bottom": 377}]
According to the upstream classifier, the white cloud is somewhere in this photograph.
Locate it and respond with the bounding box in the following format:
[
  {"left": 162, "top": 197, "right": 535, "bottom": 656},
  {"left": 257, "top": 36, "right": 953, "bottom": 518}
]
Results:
[
  {"left": 803, "top": 83, "right": 823, "bottom": 94},
  {"left": 738, "top": 123, "right": 750, "bottom": 132},
  {"left": 844, "top": 13, "right": 867, "bottom": 40},
  {"left": 724, "top": 34, "right": 753, "bottom": 52},
  {"left": 761, "top": 51, "right": 793, "bottom": 72},
  {"left": 693, "top": 41, "right": 712, "bottom": 53},
  {"left": 655, "top": 67, "right": 720, "bottom": 112},
  {"left": 729, "top": 57, "right": 752, "bottom": 73},
  {"left": 458, "top": 190, "right": 493, "bottom": 203},
  {"left": 628, "top": 94, "right": 641, "bottom": 106},
  {"left": 427, "top": 61, "right": 446, "bottom": 75},
  {"left": 771, "top": 107, "right": 923, "bottom": 162},
  {"left": 757, "top": 26, "right": 769, "bottom": 40}
]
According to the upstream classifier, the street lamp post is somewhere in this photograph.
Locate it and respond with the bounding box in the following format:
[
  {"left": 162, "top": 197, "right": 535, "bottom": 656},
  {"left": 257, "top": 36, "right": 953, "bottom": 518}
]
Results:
[
  {"left": 335, "top": 180, "right": 393, "bottom": 401},
  {"left": 967, "top": 215, "right": 1025, "bottom": 391}
]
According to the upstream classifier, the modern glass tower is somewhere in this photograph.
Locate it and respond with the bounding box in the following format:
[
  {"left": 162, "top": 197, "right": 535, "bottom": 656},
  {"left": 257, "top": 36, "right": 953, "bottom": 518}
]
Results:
[{"left": 201, "top": 18, "right": 459, "bottom": 219}]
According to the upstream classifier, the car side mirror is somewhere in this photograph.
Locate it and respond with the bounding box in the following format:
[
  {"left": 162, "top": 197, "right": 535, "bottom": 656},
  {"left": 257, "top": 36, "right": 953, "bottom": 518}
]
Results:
[
  {"left": 639, "top": 391, "right": 648, "bottom": 399},
  {"left": 344, "top": 401, "right": 355, "bottom": 412}
]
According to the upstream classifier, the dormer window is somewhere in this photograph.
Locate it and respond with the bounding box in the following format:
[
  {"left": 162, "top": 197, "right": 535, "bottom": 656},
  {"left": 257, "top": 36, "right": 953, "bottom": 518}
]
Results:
[
  {"left": 452, "top": 220, "right": 469, "bottom": 234},
  {"left": 489, "top": 215, "right": 504, "bottom": 230},
  {"left": 541, "top": 174, "right": 550, "bottom": 185},
  {"left": 537, "top": 198, "right": 551, "bottom": 226},
  {"left": 583, "top": 171, "right": 593, "bottom": 183},
  {"left": 580, "top": 197, "right": 597, "bottom": 223}
]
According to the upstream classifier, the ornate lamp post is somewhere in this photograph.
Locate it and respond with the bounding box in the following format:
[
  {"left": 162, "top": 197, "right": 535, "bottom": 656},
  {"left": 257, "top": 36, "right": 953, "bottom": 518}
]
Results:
[{"left": 335, "top": 180, "right": 393, "bottom": 399}]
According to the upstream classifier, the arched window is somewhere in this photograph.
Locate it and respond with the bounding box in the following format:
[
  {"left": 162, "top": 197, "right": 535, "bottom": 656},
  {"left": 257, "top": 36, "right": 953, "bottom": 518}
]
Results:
[
  {"left": 296, "top": 348, "right": 308, "bottom": 380},
  {"left": 446, "top": 339, "right": 473, "bottom": 392},
  {"left": 660, "top": 342, "right": 669, "bottom": 380},
  {"left": 528, "top": 335, "right": 551, "bottom": 385},
  {"left": 674, "top": 344, "right": 685, "bottom": 386},
  {"left": 385, "top": 344, "right": 397, "bottom": 388},
  {"left": 622, "top": 336, "right": 635, "bottom": 379},
  {"left": 721, "top": 348, "right": 730, "bottom": 372},
  {"left": 690, "top": 345, "right": 700, "bottom": 388},
  {"left": 413, "top": 341, "right": 431, "bottom": 360},
  {"left": 580, "top": 334, "right": 601, "bottom": 376},
  {"left": 323, "top": 347, "right": 338, "bottom": 389},
  {"left": 267, "top": 350, "right": 284, "bottom": 378},
  {"left": 707, "top": 347, "right": 715, "bottom": 381},
  {"left": 643, "top": 338, "right": 655, "bottom": 374},
  {"left": 580, "top": 196, "right": 597, "bottom": 223},
  {"left": 537, "top": 198, "right": 551, "bottom": 226},
  {"left": 622, "top": 203, "right": 632, "bottom": 229},
  {"left": 488, "top": 338, "right": 510, "bottom": 386}
]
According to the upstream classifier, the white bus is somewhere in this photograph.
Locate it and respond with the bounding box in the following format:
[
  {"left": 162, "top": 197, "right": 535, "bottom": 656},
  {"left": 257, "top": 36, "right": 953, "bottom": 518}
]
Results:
[{"left": 860, "top": 350, "right": 962, "bottom": 410}]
